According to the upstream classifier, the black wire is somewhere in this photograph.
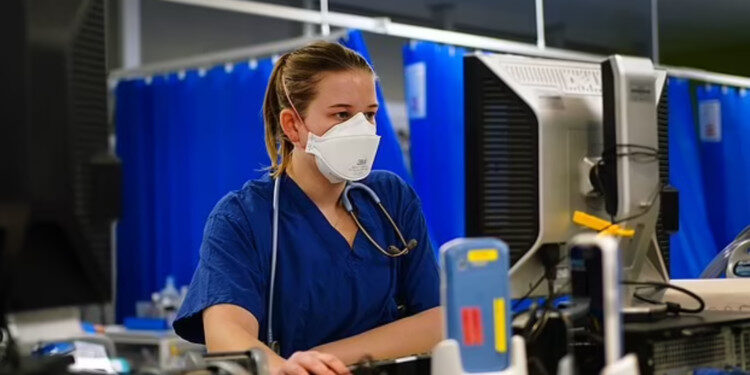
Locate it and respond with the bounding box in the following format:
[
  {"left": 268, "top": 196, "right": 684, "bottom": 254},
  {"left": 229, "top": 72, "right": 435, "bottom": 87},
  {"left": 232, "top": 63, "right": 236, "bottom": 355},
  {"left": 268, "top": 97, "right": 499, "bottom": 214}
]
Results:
[
  {"left": 528, "top": 277, "right": 558, "bottom": 342},
  {"left": 512, "top": 273, "right": 546, "bottom": 311},
  {"left": 595, "top": 143, "right": 662, "bottom": 229},
  {"left": 512, "top": 254, "right": 570, "bottom": 311},
  {"left": 622, "top": 280, "right": 705, "bottom": 314},
  {"left": 598, "top": 182, "right": 663, "bottom": 234},
  {"left": 520, "top": 302, "right": 540, "bottom": 334}
]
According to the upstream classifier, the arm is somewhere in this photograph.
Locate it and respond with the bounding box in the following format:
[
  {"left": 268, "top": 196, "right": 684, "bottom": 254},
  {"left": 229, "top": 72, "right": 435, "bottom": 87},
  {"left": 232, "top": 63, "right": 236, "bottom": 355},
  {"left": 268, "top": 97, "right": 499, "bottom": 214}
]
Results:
[
  {"left": 203, "top": 304, "right": 285, "bottom": 370},
  {"left": 313, "top": 306, "right": 443, "bottom": 365},
  {"left": 204, "top": 304, "right": 351, "bottom": 375},
  {"left": 176, "top": 206, "right": 349, "bottom": 375}
]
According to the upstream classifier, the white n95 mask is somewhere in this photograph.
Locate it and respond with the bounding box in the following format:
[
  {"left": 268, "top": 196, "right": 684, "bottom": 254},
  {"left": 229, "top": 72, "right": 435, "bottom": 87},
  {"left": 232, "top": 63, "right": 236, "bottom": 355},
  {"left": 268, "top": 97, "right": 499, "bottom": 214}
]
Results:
[{"left": 305, "top": 112, "right": 381, "bottom": 184}]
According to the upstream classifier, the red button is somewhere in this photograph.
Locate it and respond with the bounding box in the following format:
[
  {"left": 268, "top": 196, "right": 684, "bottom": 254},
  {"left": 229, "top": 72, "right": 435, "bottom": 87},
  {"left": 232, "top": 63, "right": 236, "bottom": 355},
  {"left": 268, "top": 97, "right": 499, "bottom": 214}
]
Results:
[{"left": 461, "top": 307, "right": 484, "bottom": 346}]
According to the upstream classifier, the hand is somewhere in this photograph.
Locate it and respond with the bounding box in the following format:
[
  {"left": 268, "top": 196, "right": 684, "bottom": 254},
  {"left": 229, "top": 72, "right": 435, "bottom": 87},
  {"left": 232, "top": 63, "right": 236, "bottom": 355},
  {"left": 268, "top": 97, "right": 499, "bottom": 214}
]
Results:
[{"left": 274, "top": 351, "right": 351, "bottom": 375}]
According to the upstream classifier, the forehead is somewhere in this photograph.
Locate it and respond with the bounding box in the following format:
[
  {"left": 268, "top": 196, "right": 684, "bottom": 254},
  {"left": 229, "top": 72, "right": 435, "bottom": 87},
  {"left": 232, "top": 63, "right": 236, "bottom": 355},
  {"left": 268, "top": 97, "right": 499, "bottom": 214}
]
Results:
[{"left": 313, "top": 70, "right": 376, "bottom": 102}]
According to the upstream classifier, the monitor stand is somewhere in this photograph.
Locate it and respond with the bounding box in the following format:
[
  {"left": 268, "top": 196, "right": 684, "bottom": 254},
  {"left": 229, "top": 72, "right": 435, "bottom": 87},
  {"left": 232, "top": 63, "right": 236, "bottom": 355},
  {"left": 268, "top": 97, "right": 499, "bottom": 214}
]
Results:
[{"left": 621, "top": 234, "right": 670, "bottom": 322}]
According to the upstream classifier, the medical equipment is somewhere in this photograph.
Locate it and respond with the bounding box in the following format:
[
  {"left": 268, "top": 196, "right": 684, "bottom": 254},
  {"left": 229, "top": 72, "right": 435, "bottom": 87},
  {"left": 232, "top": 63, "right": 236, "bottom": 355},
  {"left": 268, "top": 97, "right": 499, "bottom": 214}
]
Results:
[
  {"left": 568, "top": 234, "right": 635, "bottom": 374},
  {"left": 700, "top": 225, "right": 750, "bottom": 278},
  {"left": 432, "top": 237, "right": 527, "bottom": 375},
  {"left": 440, "top": 238, "right": 512, "bottom": 372},
  {"left": 304, "top": 113, "right": 381, "bottom": 184},
  {"left": 624, "top": 311, "right": 750, "bottom": 374},
  {"left": 266, "top": 177, "right": 418, "bottom": 351}
]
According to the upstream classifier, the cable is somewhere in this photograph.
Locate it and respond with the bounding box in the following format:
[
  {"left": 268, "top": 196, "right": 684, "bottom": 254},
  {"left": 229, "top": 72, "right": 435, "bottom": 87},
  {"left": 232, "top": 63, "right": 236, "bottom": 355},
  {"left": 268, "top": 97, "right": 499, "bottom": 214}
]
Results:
[
  {"left": 601, "top": 144, "right": 659, "bottom": 157},
  {"left": 512, "top": 274, "right": 545, "bottom": 311},
  {"left": 512, "top": 253, "right": 573, "bottom": 314},
  {"left": 526, "top": 249, "right": 568, "bottom": 343},
  {"left": 597, "top": 182, "right": 663, "bottom": 234},
  {"left": 268, "top": 176, "right": 281, "bottom": 351},
  {"left": 622, "top": 280, "right": 705, "bottom": 314},
  {"left": 594, "top": 143, "right": 663, "bottom": 226},
  {"left": 528, "top": 279, "right": 555, "bottom": 342}
]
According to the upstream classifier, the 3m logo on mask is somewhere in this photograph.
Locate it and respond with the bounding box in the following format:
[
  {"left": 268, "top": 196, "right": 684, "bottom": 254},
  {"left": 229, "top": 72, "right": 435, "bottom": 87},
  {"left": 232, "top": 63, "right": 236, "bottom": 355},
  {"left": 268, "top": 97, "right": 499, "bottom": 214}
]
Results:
[{"left": 356, "top": 158, "right": 368, "bottom": 166}]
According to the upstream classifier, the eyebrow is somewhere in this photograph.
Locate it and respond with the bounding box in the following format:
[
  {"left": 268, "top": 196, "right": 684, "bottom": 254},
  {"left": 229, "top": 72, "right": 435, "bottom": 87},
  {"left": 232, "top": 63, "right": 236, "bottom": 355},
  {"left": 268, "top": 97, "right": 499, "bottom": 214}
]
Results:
[{"left": 328, "top": 103, "right": 379, "bottom": 109}]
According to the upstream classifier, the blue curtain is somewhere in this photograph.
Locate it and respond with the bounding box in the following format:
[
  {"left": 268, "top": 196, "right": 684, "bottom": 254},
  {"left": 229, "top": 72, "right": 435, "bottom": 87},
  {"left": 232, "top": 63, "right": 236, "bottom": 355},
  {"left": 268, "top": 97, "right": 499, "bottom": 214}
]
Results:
[
  {"left": 695, "top": 84, "right": 750, "bottom": 256},
  {"left": 739, "top": 90, "right": 750, "bottom": 222},
  {"left": 668, "top": 78, "right": 717, "bottom": 278},
  {"left": 402, "top": 41, "right": 468, "bottom": 252},
  {"left": 114, "top": 30, "right": 409, "bottom": 321}
]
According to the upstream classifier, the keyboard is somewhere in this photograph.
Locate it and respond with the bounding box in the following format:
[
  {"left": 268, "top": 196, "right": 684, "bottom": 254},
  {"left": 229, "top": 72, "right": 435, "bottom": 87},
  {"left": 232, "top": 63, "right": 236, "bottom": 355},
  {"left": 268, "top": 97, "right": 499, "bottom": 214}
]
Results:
[{"left": 348, "top": 354, "right": 431, "bottom": 375}]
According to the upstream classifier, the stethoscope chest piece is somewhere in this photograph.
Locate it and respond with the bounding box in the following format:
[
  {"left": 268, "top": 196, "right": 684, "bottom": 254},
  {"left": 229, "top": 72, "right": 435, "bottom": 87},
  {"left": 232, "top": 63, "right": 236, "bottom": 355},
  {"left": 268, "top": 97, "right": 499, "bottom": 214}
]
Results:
[{"left": 341, "top": 182, "right": 418, "bottom": 258}]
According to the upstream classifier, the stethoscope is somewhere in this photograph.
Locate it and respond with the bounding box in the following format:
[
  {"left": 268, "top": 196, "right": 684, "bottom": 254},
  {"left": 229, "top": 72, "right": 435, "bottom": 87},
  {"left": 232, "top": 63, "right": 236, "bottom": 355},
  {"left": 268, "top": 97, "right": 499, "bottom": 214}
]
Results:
[{"left": 266, "top": 176, "right": 418, "bottom": 353}]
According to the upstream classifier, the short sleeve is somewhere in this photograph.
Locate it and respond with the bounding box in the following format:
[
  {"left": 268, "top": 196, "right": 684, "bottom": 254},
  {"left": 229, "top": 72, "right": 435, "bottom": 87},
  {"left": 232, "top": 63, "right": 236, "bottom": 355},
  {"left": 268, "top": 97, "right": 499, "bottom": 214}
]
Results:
[
  {"left": 397, "top": 186, "right": 440, "bottom": 314},
  {"left": 173, "top": 205, "right": 268, "bottom": 344}
]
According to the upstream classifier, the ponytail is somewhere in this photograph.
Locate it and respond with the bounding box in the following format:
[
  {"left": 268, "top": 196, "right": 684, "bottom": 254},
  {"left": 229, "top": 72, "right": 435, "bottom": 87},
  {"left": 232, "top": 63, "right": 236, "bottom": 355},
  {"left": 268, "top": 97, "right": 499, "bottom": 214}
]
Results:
[{"left": 262, "top": 53, "right": 293, "bottom": 178}]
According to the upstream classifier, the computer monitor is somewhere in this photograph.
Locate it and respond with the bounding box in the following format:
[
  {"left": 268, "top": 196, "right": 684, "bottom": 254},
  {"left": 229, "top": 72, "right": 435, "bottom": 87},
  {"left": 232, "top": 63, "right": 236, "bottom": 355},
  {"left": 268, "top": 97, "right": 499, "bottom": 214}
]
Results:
[
  {"left": 464, "top": 53, "right": 669, "bottom": 299},
  {"left": 600, "top": 55, "right": 673, "bottom": 308},
  {"left": 0, "top": 0, "right": 119, "bottom": 315}
]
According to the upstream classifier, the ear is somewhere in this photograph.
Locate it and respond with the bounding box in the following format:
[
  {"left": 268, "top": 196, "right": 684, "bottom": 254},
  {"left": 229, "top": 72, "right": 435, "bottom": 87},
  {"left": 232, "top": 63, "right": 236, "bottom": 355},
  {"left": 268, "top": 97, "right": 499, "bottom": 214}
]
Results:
[{"left": 279, "top": 108, "right": 304, "bottom": 145}]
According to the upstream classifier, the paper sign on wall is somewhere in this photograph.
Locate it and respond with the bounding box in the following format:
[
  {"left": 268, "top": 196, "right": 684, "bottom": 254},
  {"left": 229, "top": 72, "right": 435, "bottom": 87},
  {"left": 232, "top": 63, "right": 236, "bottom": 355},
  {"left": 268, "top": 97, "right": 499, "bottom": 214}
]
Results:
[
  {"left": 405, "top": 62, "right": 426, "bottom": 120},
  {"left": 699, "top": 100, "right": 722, "bottom": 142}
]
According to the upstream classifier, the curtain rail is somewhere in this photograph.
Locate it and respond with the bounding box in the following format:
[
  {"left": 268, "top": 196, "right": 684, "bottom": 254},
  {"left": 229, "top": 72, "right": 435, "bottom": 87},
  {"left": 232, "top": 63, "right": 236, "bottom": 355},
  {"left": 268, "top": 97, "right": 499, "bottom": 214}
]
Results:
[
  {"left": 122, "top": 0, "right": 750, "bottom": 89},
  {"left": 109, "top": 30, "right": 347, "bottom": 81},
  {"left": 161, "top": 0, "right": 601, "bottom": 62},
  {"left": 662, "top": 66, "right": 750, "bottom": 90}
]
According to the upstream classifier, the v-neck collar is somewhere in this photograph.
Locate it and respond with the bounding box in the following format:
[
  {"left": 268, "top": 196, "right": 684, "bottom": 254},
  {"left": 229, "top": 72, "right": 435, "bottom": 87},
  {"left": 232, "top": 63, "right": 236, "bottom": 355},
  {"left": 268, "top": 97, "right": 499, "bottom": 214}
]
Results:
[{"left": 279, "top": 174, "right": 364, "bottom": 253}]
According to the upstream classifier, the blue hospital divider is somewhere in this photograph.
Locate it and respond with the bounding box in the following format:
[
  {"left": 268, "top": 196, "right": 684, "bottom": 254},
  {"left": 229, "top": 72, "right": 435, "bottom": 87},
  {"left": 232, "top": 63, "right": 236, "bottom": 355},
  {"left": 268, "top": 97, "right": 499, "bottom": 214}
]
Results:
[
  {"left": 739, "top": 90, "right": 750, "bottom": 229},
  {"left": 668, "top": 78, "right": 717, "bottom": 278},
  {"left": 696, "top": 85, "right": 749, "bottom": 252},
  {"left": 403, "top": 41, "right": 468, "bottom": 253},
  {"left": 114, "top": 30, "right": 410, "bottom": 321},
  {"left": 721, "top": 88, "right": 750, "bottom": 246}
]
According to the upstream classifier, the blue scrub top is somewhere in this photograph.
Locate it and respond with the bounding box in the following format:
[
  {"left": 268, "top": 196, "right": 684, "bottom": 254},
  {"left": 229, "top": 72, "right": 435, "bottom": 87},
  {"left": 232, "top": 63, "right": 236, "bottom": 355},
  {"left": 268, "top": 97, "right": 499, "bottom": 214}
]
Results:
[{"left": 174, "top": 170, "right": 439, "bottom": 357}]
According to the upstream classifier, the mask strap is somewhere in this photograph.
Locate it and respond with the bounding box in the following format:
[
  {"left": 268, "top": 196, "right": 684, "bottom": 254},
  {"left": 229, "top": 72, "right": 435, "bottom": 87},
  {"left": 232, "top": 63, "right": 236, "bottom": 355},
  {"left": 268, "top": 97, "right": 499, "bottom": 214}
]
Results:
[{"left": 281, "top": 76, "right": 305, "bottom": 126}]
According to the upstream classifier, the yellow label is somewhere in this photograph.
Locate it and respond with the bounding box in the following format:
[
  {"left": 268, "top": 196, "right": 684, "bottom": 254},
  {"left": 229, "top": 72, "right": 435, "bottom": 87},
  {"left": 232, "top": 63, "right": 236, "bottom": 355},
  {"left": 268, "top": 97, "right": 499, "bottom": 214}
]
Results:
[
  {"left": 467, "top": 249, "right": 498, "bottom": 263},
  {"left": 494, "top": 298, "right": 507, "bottom": 353}
]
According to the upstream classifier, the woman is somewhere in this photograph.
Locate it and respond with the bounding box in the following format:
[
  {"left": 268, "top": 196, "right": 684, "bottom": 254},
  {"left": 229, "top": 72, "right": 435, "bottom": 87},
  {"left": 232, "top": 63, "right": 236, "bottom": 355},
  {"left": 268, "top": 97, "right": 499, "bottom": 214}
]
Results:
[{"left": 174, "top": 41, "right": 441, "bottom": 375}]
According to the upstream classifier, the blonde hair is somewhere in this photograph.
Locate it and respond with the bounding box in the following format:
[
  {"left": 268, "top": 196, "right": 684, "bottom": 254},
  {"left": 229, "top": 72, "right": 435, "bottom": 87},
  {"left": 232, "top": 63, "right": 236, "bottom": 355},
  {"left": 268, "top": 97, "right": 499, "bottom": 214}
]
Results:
[{"left": 262, "top": 41, "right": 374, "bottom": 178}]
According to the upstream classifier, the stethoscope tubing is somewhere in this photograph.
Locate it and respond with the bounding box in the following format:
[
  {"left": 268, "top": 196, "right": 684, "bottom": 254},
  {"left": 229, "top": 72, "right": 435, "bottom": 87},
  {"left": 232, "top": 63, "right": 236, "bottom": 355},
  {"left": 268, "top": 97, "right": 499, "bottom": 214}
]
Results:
[{"left": 267, "top": 176, "right": 415, "bottom": 352}]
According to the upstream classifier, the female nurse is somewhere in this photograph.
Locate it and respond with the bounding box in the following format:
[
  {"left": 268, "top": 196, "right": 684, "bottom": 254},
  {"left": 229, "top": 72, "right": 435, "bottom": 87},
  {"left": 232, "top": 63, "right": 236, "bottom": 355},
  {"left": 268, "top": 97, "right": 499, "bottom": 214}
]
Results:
[{"left": 174, "top": 41, "right": 441, "bottom": 375}]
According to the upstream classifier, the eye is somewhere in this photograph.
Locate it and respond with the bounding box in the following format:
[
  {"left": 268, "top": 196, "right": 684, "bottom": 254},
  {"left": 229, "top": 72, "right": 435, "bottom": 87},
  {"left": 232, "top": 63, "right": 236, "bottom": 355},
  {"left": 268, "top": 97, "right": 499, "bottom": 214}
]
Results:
[
  {"left": 365, "top": 112, "right": 376, "bottom": 122},
  {"left": 335, "top": 112, "right": 351, "bottom": 121}
]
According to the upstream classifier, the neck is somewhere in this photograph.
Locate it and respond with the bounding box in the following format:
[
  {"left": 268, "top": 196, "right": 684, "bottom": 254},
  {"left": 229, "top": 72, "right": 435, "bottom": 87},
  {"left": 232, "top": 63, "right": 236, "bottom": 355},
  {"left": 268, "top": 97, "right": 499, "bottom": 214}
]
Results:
[{"left": 286, "top": 149, "right": 345, "bottom": 208}]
